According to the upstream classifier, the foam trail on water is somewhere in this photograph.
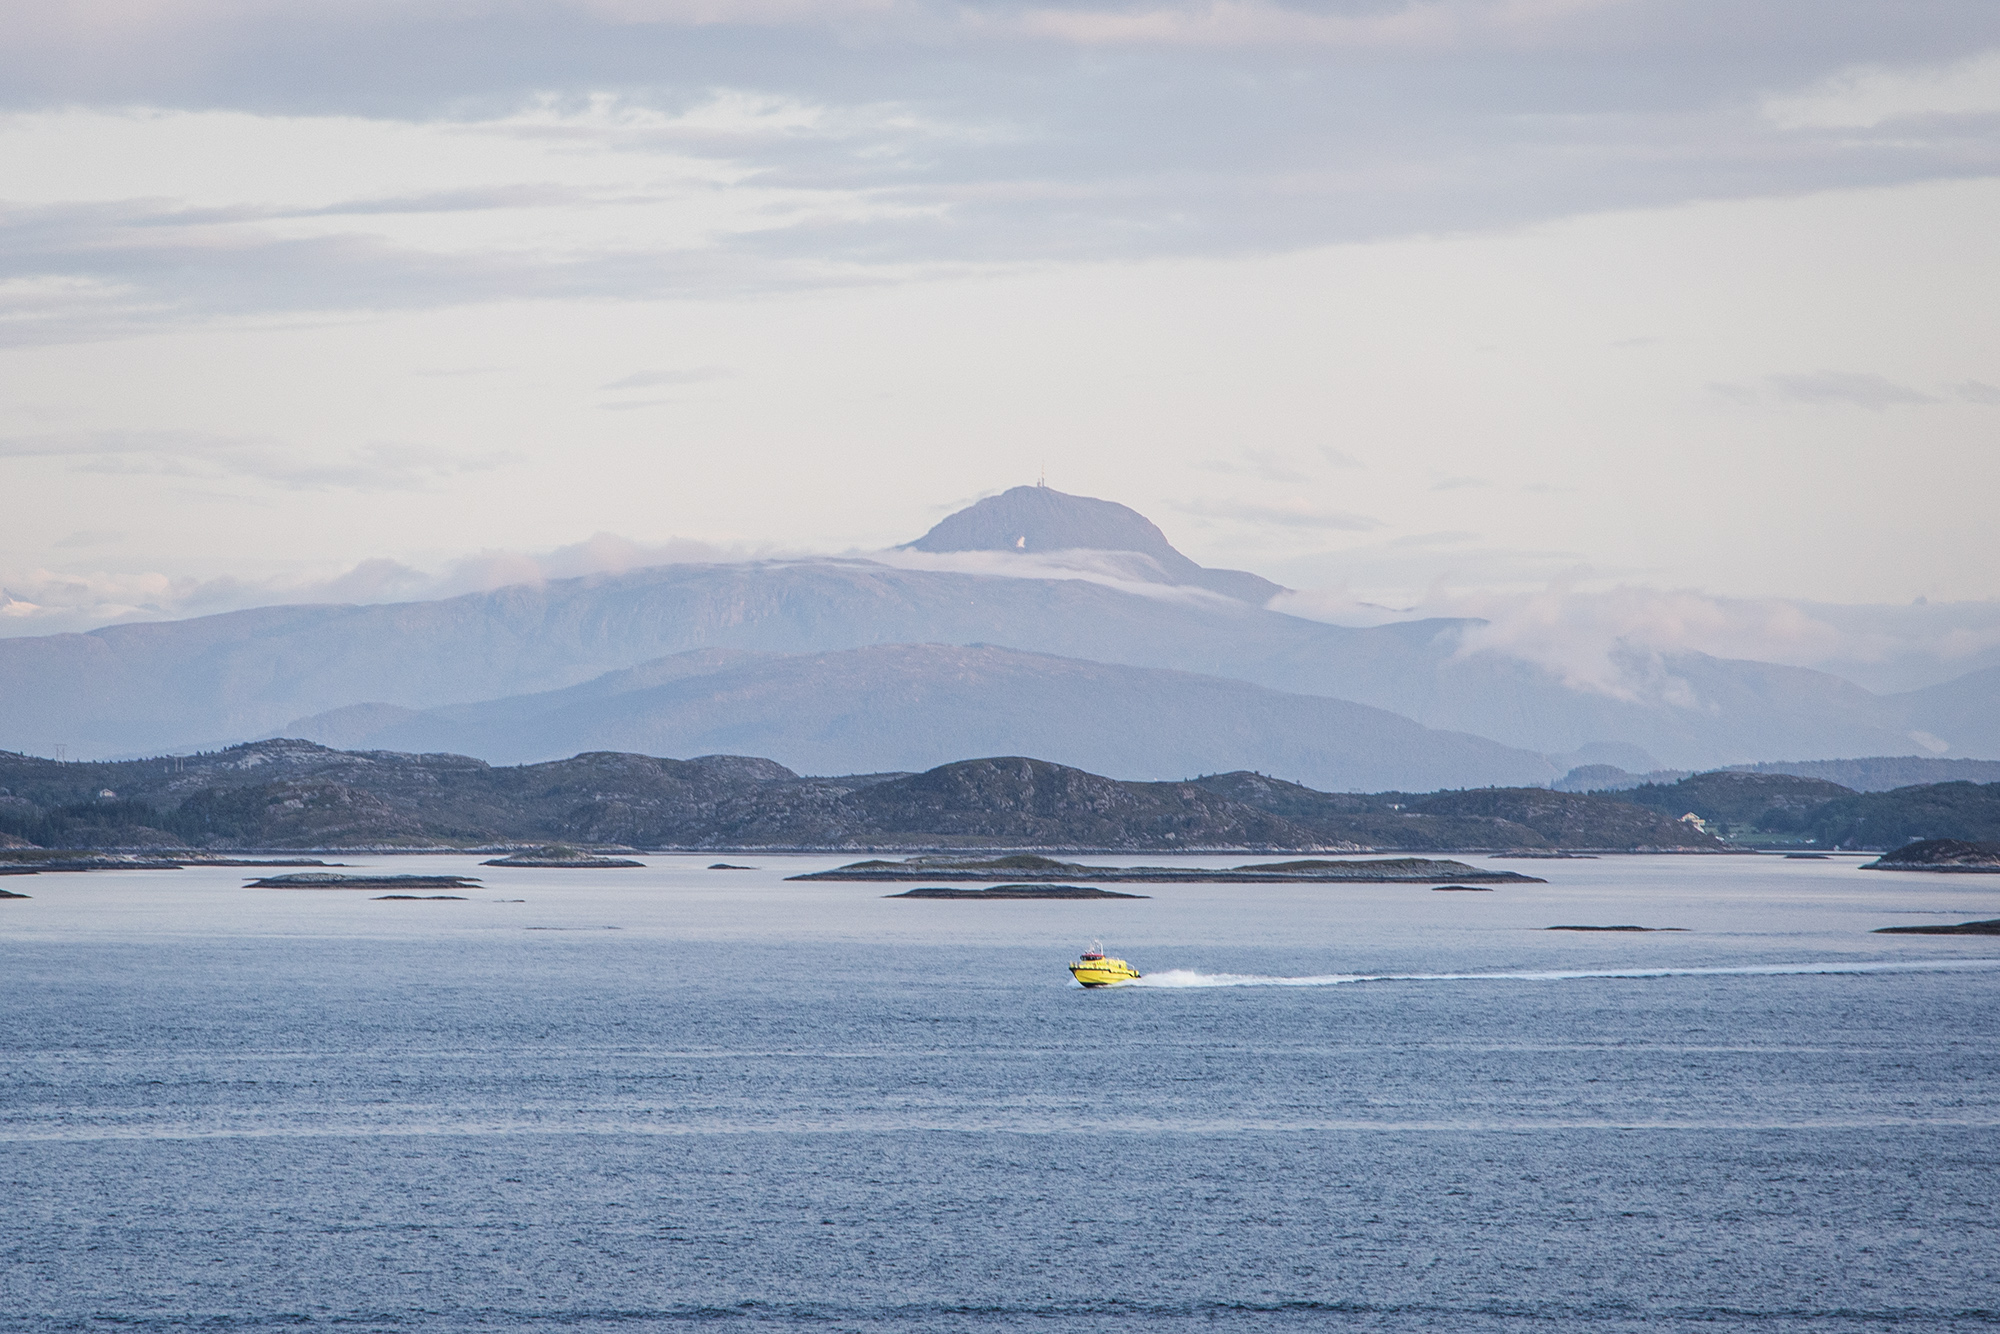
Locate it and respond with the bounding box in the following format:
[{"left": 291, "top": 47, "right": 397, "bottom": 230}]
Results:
[
  {"left": 1128, "top": 958, "right": 2000, "bottom": 989},
  {"left": 1136, "top": 970, "right": 1365, "bottom": 988}
]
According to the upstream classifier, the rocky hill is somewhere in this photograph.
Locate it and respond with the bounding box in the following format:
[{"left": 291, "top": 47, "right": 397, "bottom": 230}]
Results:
[
  {"left": 0, "top": 742, "right": 1318, "bottom": 851},
  {"left": 1618, "top": 770, "right": 2000, "bottom": 849},
  {"left": 1620, "top": 771, "right": 1858, "bottom": 839},
  {"left": 0, "top": 740, "right": 1726, "bottom": 852},
  {"left": 1192, "top": 772, "right": 1722, "bottom": 851},
  {"left": 1802, "top": 782, "right": 2000, "bottom": 850},
  {"left": 10, "top": 737, "right": 1997, "bottom": 853}
]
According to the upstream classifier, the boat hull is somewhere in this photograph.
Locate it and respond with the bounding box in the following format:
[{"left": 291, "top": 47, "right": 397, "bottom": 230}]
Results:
[{"left": 1069, "top": 960, "right": 1141, "bottom": 987}]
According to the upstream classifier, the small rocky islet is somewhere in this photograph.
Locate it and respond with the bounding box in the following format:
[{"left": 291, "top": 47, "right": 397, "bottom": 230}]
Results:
[
  {"left": 0, "top": 854, "right": 338, "bottom": 876},
  {"left": 481, "top": 845, "right": 645, "bottom": 868},
  {"left": 246, "top": 872, "right": 482, "bottom": 890},
  {"left": 886, "top": 884, "right": 1148, "bottom": 900},
  {"left": 795, "top": 853, "right": 1542, "bottom": 885},
  {"left": 1545, "top": 924, "right": 1688, "bottom": 932}
]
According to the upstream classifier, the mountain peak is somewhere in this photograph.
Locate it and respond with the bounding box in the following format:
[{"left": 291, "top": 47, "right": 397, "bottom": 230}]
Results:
[
  {"left": 904, "top": 485, "right": 1281, "bottom": 602},
  {"left": 907, "top": 486, "right": 1196, "bottom": 569}
]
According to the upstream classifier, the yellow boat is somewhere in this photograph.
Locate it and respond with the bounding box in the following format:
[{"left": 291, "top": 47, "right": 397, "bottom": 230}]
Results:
[{"left": 1069, "top": 940, "right": 1141, "bottom": 987}]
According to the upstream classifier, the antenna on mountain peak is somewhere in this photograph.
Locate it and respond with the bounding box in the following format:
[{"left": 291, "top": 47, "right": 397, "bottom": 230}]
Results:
[{"left": 1038, "top": 461, "right": 1046, "bottom": 488}]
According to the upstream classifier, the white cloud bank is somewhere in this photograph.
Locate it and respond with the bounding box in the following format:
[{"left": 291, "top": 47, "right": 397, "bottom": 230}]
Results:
[
  {"left": 0, "top": 533, "right": 771, "bottom": 636},
  {"left": 1275, "top": 583, "right": 2000, "bottom": 699},
  {"left": 0, "top": 96, "right": 943, "bottom": 346}
]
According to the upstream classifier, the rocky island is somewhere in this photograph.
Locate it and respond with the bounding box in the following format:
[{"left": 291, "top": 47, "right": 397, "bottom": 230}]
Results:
[
  {"left": 886, "top": 884, "right": 1149, "bottom": 899},
  {"left": 1545, "top": 924, "right": 1687, "bottom": 932},
  {"left": 793, "top": 853, "right": 1542, "bottom": 884},
  {"left": 482, "top": 845, "right": 646, "bottom": 867},
  {"left": 1861, "top": 839, "right": 2000, "bottom": 872},
  {"left": 1875, "top": 919, "right": 2000, "bottom": 935},
  {"left": 246, "top": 872, "right": 482, "bottom": 890},
  {"left": 0, "top": 851, "right": 186, "bottom": 873}
]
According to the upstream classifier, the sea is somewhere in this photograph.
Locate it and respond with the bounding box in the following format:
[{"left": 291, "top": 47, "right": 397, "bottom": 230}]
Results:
[{"left": 3, "top": 852, "right": 1998, "bottom": 1332}]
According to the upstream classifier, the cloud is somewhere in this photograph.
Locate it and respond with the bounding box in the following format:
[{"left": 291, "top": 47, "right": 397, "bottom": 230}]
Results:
[
  {"left": 1178, "top": 499, "right": 1382, "bottom": 531},
  {"left": 1014, "top": 0, "right": 1632, "bottom": 51},
  {"left": 1713, "top": 371, "right": 1940, "bottom": 411},
  {"left": 0, "top": 0, "right": 1633, "bottom": 67},
  {"left": 410, "top": 365, "right": 510, "bottom": 378},
  {"left": 53, "top": 529, "right": 126, "bottom": 548},
  {"left": 0, "top": 430, "right": 515, "bottom": 492},
  {"left": 1765, "top": 372, "right": 1937, "bottom": 409},
  {"left": 1765, "top": 49, "right": 2000, "bottom": 130},
  {"left": 1430, "top": 476, "right": 1488, "bottom": 491},
  {"left": 288, "top": 185, "right": 592, "bottom": 218},
  {"left": 0, "top": 533, "right": 1251, "bottom": 640},
  {"left": 1192, "top": 450, "right": 1314, "bottom": 484},
  {"left": 1954, "top": 380, "right": 2000, "bottom": 405},
  {"left": 1389, "top": 530, "right": 1478, "bottom": 548},
  {"left": 866, "top": 546, "right": 1245, "bottom": 606},
  {"left": 427, "top": 532, "right": 756, "bottom": 595},
  {"left": 1436, "top": 585, "right": 1848, "bottom": 702},
  {"left": 0, "top": 100, "right": 921, "bottom": 344},
  {"left": 566, "top": 0, "right": 900, "bottom": 26},
  {"left": 311, "top": 557, "right": 435, "bottom": 603},
  {"left": 2, "top": 8, "right": 1998, "bottom": 347},
  {"left": 0, "top": 530, "right": 772, "bottom": 636},
  {"left": 601, "top": 367, "right": 734, "bottom": 389},
  {"left": 0, "top": 199, "right": 840, "bottom": 347},
  {"left": 1278, "top": 579, "right": 2000, "bottom": 701}
]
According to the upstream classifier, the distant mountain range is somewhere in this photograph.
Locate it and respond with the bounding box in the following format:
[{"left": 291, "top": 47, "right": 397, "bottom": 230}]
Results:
[
  {"left": 280, "top": 643, "right": 1558, "bottom": 792},
  {"left": 1556, "top": 756, "right": 2000, "bottom": 795},
  {"left": 0, "top": 484, "right": 1991, "bottom": 779},
  {"left": 1725, "top": 756, "right": 2000, "bottom": 791}
]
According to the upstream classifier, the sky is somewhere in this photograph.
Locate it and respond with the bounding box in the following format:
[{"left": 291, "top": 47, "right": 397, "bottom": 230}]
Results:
[{"left": 3, "top": 0, "right": 1999, "bottom": 688}]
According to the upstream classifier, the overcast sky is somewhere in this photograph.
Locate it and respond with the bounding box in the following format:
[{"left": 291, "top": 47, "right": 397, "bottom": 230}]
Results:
[{"left": 3, "top": 1, "right": 1998, "bottom": 678}]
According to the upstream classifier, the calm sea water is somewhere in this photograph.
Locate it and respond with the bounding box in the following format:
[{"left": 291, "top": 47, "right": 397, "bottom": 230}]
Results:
[{"left": 4, "top": 852, "right": 1998, "bottom": 1332}]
